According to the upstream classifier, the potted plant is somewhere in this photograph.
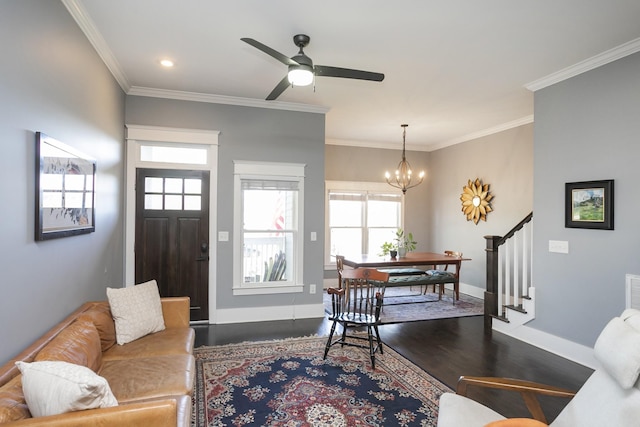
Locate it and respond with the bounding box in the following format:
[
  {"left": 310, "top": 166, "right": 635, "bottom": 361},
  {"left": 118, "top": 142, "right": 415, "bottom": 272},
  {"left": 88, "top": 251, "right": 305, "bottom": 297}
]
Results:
[
  {"left": 379, "top": 241, "right": 398, "bottom": 258},
  {"left": 395, "top": 228, "right": 417, "bottom": 257}
]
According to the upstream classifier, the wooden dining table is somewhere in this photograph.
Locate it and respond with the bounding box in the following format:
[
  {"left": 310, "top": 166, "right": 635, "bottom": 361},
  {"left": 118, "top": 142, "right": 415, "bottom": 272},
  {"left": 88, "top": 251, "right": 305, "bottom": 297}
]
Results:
[
  {"left": 341, "top": 251, "right": 470, "bottom": 270},
  {"left": 340, "top": 252, "right": 471, "bottom": 301}
]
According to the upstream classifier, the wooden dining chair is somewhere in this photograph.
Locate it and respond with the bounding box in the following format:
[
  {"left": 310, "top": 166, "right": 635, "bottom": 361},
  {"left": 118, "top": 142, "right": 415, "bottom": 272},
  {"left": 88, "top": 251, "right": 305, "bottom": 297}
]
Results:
[{"left": 323, "top": 268, "right": 390, "bottom": 369}]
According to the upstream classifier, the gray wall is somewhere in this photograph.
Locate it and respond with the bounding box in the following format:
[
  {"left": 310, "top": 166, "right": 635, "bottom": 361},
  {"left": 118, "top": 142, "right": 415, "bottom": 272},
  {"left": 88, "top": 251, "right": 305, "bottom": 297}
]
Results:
[
  {"left": 325, "top": 126, "right": 533, "bottom": 289},
  {"left": 530, "top": 52, "right": 640, "bottom": 346},
  {"left": 427, "top": 125, "right": 534, "bottom": 289},
  {"left": 0, "top": 1, "right": 125, "bottom": 365},
  {"left": 125, "top": 97, "right": 326, "bottom": 309}
]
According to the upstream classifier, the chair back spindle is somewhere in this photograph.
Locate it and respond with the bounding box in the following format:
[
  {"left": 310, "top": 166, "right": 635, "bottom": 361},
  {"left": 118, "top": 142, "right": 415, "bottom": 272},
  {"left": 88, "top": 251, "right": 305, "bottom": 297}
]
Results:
[{"left": 335, "top": 255, "right": 345, "bottom": 289}]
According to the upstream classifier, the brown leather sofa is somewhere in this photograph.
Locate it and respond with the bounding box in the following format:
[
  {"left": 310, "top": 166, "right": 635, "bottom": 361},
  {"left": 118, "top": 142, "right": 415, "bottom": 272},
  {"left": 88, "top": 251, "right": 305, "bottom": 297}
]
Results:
[{"left": 0, "top": 297, "right": 195, "bottom": 426}]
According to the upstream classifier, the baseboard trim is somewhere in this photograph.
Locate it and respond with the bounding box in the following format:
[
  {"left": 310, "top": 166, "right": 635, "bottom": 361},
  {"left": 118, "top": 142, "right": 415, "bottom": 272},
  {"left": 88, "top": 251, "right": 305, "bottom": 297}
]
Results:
[
  {"left": 214, "top": 303, "right": 325, "bottom": 324},
  {"left": 495, "top": 324, "right": 597, "bottom": 369},
  {"left": 459, "top": 282, "right": 484, "bottom": 299},
  {"left": 439, "top": 282, "right": 484, "bottom": 299}
]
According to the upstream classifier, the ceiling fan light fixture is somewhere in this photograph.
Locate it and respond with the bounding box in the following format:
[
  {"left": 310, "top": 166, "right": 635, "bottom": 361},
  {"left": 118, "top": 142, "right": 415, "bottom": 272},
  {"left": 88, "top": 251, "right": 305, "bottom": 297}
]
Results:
[{"left": 287, "top": 66, "right": 313, "bottom": 86}]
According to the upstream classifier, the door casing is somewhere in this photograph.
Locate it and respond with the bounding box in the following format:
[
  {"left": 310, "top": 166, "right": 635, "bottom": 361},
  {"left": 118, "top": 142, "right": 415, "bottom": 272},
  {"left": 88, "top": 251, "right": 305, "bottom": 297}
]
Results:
[{"left": 124, "top": 125, "right": 219, "bottom": 323}]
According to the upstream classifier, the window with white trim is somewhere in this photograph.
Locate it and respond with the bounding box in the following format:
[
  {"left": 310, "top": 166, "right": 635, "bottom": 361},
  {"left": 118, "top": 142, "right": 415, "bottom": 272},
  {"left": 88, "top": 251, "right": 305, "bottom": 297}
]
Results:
[
  {"left": 325, "top": 181, "right": 403, "bottom": 266},
  {"left": 233, "top": 161, "right": 305, "bottom": 295}
]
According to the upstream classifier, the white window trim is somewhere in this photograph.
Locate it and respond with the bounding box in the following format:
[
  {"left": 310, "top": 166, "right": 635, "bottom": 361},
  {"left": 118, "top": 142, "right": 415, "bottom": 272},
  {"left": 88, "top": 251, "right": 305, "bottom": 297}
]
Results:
[
  {"left": 233, "top": 161, "right": 305, "bottom": 296},
  {"left": 324, "top": 180, "right": 404, "bottom": 270}
]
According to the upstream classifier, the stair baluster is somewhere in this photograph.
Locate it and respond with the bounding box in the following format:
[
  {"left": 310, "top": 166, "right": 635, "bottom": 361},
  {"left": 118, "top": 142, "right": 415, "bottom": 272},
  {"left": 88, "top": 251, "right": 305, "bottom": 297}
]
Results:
[{"left": 484, "top": 212, "right": 533, "bottom": 326}]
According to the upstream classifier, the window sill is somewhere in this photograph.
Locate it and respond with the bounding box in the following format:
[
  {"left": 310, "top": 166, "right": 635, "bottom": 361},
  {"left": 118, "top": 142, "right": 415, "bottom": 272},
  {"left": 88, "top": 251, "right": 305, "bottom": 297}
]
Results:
[{"left": 233, "top": 284, "right": 304, "bottom": 296}]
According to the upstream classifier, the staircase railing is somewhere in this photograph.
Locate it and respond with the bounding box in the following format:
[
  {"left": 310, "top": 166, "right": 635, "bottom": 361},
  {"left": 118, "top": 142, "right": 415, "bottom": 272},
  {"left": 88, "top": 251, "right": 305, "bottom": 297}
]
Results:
[{"left": 484, "top": 212, "right": 533, "bottom": 327}]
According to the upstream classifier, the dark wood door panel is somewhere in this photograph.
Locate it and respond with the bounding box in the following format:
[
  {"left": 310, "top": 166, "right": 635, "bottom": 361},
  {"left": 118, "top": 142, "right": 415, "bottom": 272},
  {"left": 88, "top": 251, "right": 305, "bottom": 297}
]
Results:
[
  {"left": 136, "top": 218, "right": 170, "bottom": 288},
  {"left": 135, "top": 168, "right": 210, "bottom": 321},
  {"left": 176, "top": 217, "right": 208, "bottom": 320}
]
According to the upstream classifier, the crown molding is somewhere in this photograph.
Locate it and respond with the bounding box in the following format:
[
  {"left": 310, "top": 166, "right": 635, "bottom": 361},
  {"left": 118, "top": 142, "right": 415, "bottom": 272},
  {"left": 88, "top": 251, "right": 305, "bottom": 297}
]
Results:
[
  {"left": 128, "top": 86, "right": 330, "bottom": 114},
  {"left": 62, "top": 0, "right": 327, "bottom": 115},
  {"left": 526, "top": 37, "right": 640, "bottom": 92},
  {"left": 325, "top": 138, "right": 413, "bottom": 151},
  {"left": 62, "top": 0, "right": 131, "bottom": 92},
  {"left": 430, "top": 115, "right": 534, "bottom": 151},
  {"left": 328, "top": 115, "right": 535, "bottom": 152}
]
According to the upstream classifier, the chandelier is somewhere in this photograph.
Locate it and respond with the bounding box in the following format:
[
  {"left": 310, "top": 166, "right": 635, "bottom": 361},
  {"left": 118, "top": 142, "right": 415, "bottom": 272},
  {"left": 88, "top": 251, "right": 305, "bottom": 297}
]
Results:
[{"left": 385, "top": 124, "right": 425, "bottom": 194}]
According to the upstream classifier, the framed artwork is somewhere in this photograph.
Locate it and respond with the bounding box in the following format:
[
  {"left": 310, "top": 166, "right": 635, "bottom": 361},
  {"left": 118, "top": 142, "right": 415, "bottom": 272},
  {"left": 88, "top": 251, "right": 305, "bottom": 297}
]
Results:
[
  {"left": 565, "top": 179, "right": 614, "bottom": 230},
  {"left": 35, "top": 132, "right": 96, "bottom": 240}
]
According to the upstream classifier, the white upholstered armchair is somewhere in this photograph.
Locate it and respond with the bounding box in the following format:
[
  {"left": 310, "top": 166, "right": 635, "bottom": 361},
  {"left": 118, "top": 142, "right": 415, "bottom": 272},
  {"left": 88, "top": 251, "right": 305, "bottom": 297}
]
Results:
[{"left": 437, "top": 309, "right": 640, "bottom": 427}]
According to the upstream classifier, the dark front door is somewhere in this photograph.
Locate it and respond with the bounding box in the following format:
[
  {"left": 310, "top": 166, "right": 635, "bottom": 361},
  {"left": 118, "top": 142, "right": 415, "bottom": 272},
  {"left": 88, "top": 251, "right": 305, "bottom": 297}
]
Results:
[{"left": 135, "top": 168, "right": 209, "bottom": 321}]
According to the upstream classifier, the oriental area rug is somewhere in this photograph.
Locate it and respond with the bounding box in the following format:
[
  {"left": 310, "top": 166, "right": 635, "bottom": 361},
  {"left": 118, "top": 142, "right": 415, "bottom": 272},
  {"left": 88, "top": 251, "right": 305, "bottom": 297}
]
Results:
[
  {"left": 323, "top": 287, "right": 484, "bottom": 324},
  {"left": 191, "top": 336, "right": 452, "bottom": 426}
]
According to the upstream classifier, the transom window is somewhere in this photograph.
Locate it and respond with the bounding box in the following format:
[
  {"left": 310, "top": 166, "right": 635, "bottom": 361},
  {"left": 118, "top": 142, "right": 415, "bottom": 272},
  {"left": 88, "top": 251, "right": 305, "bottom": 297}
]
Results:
[
  {"left": 326, "top": 181, "right": 403, "bottom": 266},
  {"left": 140, "top": 145, "right": 207, "bottom": 165}
]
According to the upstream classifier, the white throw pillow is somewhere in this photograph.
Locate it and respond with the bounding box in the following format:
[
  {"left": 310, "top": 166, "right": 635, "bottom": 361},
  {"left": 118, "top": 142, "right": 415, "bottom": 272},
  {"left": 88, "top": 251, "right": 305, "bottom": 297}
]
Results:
[
  {"left": 593, "top": 316, "right": 640, "bottom": 389},
  {"left": 106, "top": 279, "right": 165, "bottom": 345},
  {"left": 15, "top": 360, "right": 118, "bottom": 417}
]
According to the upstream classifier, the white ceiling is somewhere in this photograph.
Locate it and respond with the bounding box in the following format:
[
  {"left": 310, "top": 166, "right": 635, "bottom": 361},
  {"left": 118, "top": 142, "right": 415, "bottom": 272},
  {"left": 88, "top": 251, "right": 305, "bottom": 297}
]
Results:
[{"left": 65, "top": 0, "right": 640, "bottom": 151}]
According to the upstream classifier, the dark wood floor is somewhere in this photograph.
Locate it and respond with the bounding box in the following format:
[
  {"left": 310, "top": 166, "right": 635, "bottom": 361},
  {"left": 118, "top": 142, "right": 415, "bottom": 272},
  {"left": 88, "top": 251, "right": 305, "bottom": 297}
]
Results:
[{"left": 193, "top": 315, "right": 593, "bottom": 423}]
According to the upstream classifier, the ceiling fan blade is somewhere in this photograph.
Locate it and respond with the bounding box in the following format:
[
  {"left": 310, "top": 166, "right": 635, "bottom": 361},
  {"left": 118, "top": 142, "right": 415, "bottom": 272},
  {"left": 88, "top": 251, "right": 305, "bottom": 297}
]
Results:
[
  {"left": 266, "top": 76, "right": 291, "bottom": 101},
  {"left": 315, "top": 65, "right": 384, "bottom": 82},
  {"left": 241, "top": 38, "right": 299, "bottom": 66}
]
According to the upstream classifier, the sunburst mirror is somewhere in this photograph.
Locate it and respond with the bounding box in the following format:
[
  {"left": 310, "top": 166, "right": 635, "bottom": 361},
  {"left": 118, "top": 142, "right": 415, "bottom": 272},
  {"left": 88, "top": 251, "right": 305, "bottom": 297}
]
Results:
[{"left": 460, "top": 178, "right": 493, "bottom": 224}]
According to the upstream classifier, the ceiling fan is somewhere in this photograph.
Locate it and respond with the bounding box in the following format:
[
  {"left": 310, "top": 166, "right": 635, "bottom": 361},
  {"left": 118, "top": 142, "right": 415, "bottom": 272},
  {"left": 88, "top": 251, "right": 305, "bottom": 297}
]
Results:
[{"left": 241, "top": 34, "right": 385, "bottom": 101}]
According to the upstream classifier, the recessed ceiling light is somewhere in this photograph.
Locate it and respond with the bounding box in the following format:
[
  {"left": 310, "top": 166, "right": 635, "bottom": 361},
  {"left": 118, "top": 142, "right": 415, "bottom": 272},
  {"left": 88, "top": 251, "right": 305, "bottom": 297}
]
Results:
[{"left": 160, "top": 59, "right": 174, "bottom": 68}]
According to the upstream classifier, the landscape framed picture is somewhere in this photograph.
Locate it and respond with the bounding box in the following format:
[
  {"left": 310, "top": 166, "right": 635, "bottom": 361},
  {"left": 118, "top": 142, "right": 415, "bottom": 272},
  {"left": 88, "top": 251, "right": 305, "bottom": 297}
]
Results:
[
  {"left": 565, "top": 179, "right": 614, "bottom": 230},
  {"left": 35, "top": 132, "right": 96, "bottom": 240}
]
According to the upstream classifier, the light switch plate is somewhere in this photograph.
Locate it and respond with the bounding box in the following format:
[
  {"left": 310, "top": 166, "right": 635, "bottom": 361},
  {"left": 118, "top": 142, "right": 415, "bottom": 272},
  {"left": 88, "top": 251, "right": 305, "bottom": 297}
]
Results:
[
  {"left": 549, "top": 240, "right": 569, "bottom": 253},
  {"left": 310, "top": 232, "right": 317, "bottom": 241},
  {"left": 218, "top": 231, "right": 229, "bottom": 242}
]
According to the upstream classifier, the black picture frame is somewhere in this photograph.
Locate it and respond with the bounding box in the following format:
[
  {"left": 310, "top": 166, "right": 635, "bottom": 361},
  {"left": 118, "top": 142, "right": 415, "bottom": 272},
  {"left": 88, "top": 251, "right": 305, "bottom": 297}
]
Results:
[
  {"left": 565, "top": 179, "right": 614, "bottom": 230},
  {"left": 35, "top": 132, "right": 96, "bottom": 241}
]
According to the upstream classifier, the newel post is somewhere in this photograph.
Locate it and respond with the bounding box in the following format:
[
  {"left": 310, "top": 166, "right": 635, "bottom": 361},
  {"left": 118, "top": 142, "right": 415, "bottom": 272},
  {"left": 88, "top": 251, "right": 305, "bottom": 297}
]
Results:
[{"left": 484, "top": 235, "right": 501, "bottom": 329}]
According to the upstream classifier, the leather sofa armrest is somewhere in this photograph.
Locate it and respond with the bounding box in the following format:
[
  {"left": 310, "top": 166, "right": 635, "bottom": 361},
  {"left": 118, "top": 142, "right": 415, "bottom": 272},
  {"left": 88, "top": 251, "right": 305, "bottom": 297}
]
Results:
[
  {"left": 456, "top": 376, "right": 576, "bottom": 424},
  {"left": 6, "top": 399, "right": 178, "bottom": 427},
  {"left": 161, "top": 297, "right": 191, "bottom": 328}
]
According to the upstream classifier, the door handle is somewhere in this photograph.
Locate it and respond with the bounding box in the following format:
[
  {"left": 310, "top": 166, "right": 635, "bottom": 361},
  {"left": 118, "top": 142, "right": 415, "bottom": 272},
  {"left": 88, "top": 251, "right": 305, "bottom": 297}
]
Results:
[{"left": 196, "top": 242, "right": 209, "bottom": 261}]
